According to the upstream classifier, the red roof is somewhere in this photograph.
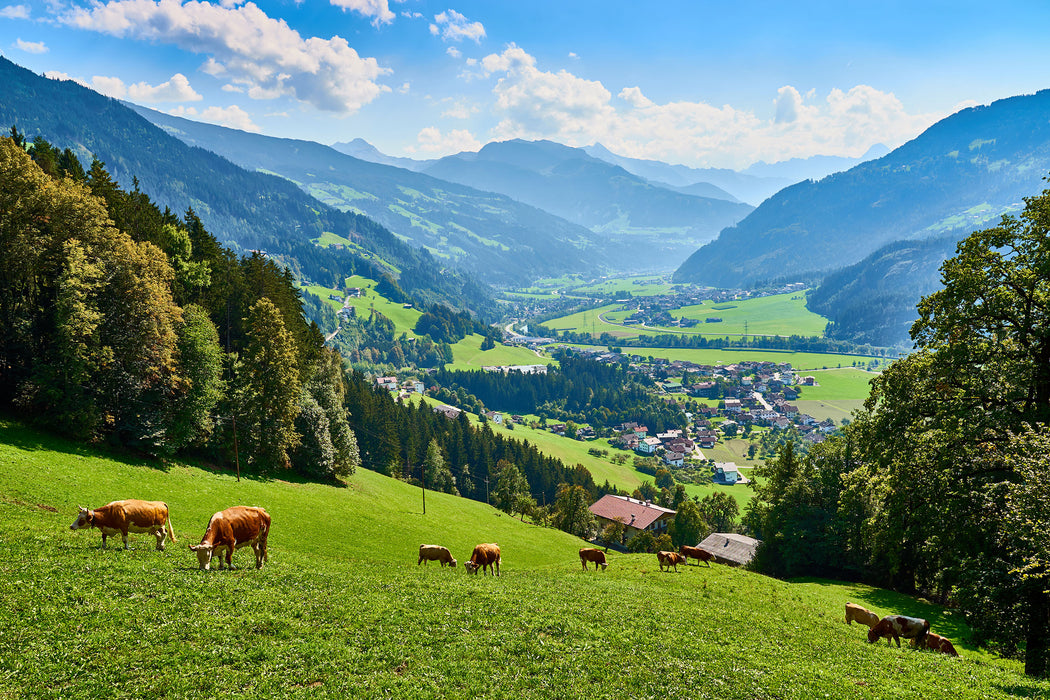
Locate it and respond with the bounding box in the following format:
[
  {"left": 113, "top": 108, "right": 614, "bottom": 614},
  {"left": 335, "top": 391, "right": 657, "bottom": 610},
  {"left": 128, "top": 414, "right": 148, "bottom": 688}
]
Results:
[{"left": 589, "top": 495, "right": 675, "bottom": 530}]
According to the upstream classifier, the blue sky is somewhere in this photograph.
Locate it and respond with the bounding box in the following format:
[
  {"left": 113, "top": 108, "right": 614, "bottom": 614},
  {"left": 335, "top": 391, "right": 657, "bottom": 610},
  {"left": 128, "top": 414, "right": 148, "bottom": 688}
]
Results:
[{"left": 2, "top": 0, "right": 1049, "bottom": 168}]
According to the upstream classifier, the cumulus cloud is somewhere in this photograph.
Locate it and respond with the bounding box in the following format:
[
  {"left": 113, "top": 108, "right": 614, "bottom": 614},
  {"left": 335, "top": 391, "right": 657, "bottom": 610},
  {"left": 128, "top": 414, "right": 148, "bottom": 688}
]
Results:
[
  {"left": 14, "top": 38, "right": 47, "bottom": 53},
  {"left": 1, "top": 4, "right": 30, "bottom": 19},
  {"left": 476, "top": 46, "right": 940, "bottom": 168},
  {"left": 200, "top": 104, "right": 260, "bottom": 131},
  {"left": 128, "top": 72, "right": 203, "bottom": 102},
  {"left": 446, "top": 46, "right": 460, "bottom": 59},
  {"left": 90, "top": 75, "right": 128, "bottom": 98},
  {"left": 329, "top": 0, "right": 394, "bottom": 25},
  {"left": 429, "top": 9, "right": 484, "bottom": 43},
  {"left": 407, "top": 126, "right": 481, "bottom": 155},
  {"left": 62, "top": 0, "right": 390, "bottom": 114}
]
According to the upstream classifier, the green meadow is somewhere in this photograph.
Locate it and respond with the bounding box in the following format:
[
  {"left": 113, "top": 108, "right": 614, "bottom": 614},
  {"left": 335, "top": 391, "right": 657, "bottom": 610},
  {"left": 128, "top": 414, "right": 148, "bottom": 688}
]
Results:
[
  {"left": 1, "top": 419, "right": 1044, "bottom": 699},
  {"left": 559, "top": 344, "right": 886, "bottom": 372},
  {"left": 546, "top": 292, "right": 828, "bottom": 339}
]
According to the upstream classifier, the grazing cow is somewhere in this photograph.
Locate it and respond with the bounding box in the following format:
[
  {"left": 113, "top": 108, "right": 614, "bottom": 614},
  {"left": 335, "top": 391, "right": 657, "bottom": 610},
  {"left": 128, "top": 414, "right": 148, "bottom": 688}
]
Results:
[
  {"left": 679, "top": 545, "right": 713, "bottom": 567},
  {"left": 190, "top": 506, "right": 270, "bottom": 571},
  {"left": 418, "top": 544, "right": 457, "bottom": 567},
  {"left": 920, "top": 632, "right": 960, "bottom": 657},
  {"left": 579, "top": 548, "right": 608, "bottom": 571},
  {"left": 464, "top": 543, "right": 501, "bottom": 576},
  {"left": 657, "top": 550, "right": 686, "bottom": 572},
  {"left": 867, "top": 615, "right": 930, "bottom": 648},
  {"left": 70, "top": 500, "right": 177, "bottom": 550},
  {"left": 845, "top": 602, "right": 880, "bottom": 628}
]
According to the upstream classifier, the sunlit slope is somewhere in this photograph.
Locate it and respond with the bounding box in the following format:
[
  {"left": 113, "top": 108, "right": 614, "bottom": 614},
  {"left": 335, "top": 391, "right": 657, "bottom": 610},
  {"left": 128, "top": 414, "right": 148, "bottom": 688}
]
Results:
[{"left": 1, "top": 420, "right": 1045, "bottom": 699}]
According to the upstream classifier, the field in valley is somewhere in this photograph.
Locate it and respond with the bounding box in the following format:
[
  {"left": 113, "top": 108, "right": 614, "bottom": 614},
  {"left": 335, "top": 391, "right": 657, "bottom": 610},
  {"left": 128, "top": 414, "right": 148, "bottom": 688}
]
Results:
[
  {"left": 546, "top": 292, "right": 829, "bottom": 340},
  {"left": 1, "top": 419, "right": 1043, "bottom": 699}
]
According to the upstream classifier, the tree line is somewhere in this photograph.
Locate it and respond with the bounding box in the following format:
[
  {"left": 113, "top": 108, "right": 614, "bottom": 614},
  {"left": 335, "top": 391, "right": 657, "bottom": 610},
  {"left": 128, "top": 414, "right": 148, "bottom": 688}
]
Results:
[
  {"left": 0, "top": 133, "right": 358, "bottom": 479},
  {"left": 744, "top": 180, "right": 1050, "bottom": 676},
  {"left": 430, "top": 350, "right": 687, "bottom": 433}
]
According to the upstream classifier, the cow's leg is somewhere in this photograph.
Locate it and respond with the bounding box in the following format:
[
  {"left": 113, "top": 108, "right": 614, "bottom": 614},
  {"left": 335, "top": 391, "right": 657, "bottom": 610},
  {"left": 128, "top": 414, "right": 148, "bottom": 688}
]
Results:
[
  {"left": 155, "top": 527, "right": 167, "bottom": 551},
  {"left": 100, "top": 533, "right": 108, "bottom": 548},
  {"left": 122, "top": 530, "right": 130, "bottom": 550}
]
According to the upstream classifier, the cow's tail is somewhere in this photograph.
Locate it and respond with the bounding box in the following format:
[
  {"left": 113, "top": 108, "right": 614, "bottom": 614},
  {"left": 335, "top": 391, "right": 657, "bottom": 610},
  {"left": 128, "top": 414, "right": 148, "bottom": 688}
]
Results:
[{"left": 166, "top": 512, "right": 177, "bottom": 543}]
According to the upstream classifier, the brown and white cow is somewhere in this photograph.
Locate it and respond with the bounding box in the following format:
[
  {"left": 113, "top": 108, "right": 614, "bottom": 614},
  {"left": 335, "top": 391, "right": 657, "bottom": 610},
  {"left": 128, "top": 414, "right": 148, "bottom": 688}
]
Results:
[
  {"left": 418, "top": 544, "right": 457, "bottom": 567},
  {"left": 579, "top": 547, "right": 608, "bottom": 571},
  {"left": 190, "top": 506, "right": 270, "bottom": 571},
  {"left": 867, "top": 615, "right": 929, "bottom": 648},
  {"left": 70, "top": 499, "right": 177, "bottom": 550},
  {"left": 680, "top": 545, "right": 713, "bottom": 567},
  {"left": 464, "top": 543, "right": 500, "bottom": 576},
  {"left": 919, "top": 632, "right": 960, "bottom": 657},
  {"left": 845, "top": 602, "right": 880, "bottom": 628},
  {"left": 657, "top": 550, "right": 686, "bottom": 572}
]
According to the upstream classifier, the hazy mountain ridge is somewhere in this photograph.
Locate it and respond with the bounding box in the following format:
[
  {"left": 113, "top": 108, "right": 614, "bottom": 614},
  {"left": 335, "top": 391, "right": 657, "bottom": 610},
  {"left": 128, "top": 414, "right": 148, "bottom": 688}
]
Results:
[
  {"left": 134, "top": 109, "right": 611, "bottom": 286},
  {"left": 673, "top": 89, "right": 1050, "bottom": 290},
  {"left": 422, "top": 139, "right": 754, "bottom": 270},
  {"left": 0, "top": 57, "right": 490, "bottom": 314}
]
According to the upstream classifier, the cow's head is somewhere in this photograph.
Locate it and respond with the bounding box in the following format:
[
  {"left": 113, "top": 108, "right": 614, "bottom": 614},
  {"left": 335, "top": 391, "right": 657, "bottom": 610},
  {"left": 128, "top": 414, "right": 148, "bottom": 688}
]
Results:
[
  {"left": 449, "top": 558, "right": 457, "bottom": 568},
  {"left": 70, "top": 507, "right": 92, "bottom": 530},
  {"left": 600, "top": 562, "right": 608, "bottom": 571},
  {"left": 464, "top": 561, "right": 478, "bottom": 574},
  {"left": 190, "top": 543, "right": 215, "bottom": 570},
  {"left": 867, "top": 627, "right": 882, "bottom": 644}
]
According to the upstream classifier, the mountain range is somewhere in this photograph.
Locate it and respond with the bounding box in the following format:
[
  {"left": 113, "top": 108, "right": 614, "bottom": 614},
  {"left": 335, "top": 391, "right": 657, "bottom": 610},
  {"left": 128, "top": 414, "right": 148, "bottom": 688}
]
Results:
[
  {"left": 675, "top": 88, "right": 1050, "bottom": 344},
  {"left": 0, "top": 56, "right": 490, "bottom": 315},
  {"left": 419, "top": 139, "right": 755, "bottom": 268},
  {"left": 129, "top": 106, "right": 610, "bottom": 286}
]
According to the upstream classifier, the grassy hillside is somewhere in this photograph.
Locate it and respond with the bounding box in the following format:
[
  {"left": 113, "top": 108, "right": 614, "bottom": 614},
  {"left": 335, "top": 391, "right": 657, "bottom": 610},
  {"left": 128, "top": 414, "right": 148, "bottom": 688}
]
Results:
[{"left": 2, "top": 419, "right": 1044, "bottom": 699}]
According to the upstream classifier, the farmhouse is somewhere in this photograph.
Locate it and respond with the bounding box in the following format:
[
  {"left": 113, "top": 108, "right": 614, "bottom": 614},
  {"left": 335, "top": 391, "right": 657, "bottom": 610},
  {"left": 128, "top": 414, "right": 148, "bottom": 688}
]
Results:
[
  {"left": 713, "top": 462, "right": 742, "bottom": 485},
  {"left": 589, "top": 495, "right": 675, "bottom": 541},
  {"left": 697, "top": 533, "right": 761, "bottom": 567},
  {"left": 433, "top": 405, "right": 462, "bottom": 420}
]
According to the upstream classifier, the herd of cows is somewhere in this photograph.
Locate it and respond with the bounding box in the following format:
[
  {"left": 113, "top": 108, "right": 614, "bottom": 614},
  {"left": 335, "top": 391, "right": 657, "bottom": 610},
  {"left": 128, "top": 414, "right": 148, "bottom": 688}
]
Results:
[
  {"left": 66, "top": 498, "right": 960, "bottom": 658},
  {"left": 846, "top": 602, "right": 960, "bottom": 656}
]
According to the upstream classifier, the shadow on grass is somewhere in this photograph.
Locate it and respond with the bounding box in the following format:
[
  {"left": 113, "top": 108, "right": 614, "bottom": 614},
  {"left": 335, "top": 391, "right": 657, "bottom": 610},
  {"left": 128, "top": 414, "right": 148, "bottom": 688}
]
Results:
[
  {"left": 0, "top": 416, "right": 350, "bottom": 488},
  {"left": 790, "top": 576, "right": 972, "bottom": 644}
]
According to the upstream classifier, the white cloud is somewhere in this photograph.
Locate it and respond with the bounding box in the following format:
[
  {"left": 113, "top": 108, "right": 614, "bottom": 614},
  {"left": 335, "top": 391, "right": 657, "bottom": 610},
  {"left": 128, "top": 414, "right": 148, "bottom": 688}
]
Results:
[
  {"left": 408, "top": 126, "right": 481, "bottom": 155},
  {"left": 90, "top": 75, "right": 128, "bottom": 98},
  {"left": 429, "top": 9, "right": 484, "bottom": 43},
  {"left": 44, "top": 70, "right": 73, "bottom": 81},
  {"left": 398, "top": 81, "right": 410, "bottom": 94},
  {"left": 329, "top": 0, "right": 394, "bottom": 25},
  {"left": 128, "top": 72, "right": 203, "bottom": 102},
  {"left": 401, "top": 10, "right": 422, "bottom": 19},
  {"left": 14, "top": 38, "right": 47, "bottom": 53},
  {"left": 0, "top": 4, "right": 30, "bottom": 19},
  {"left": 62, "top": 0, "right": 391, "bottom": 114},
  {"left": 440, "top": 99, "right": 477, "bottom": 119},
  {"left": 167, "top": 105, "right": 198, "bottom": 117},
  {"left": 201, "top": 104, "right": 260, "bottom": 131},
  {"left": 221, "top": 83, "right": 244, "bottom": 92},
  {"left": 446, "top": 46, "right": 460, "bottom": 59},
  {"left": 476, "top": 46, "right": 940, "bottom": 168}
]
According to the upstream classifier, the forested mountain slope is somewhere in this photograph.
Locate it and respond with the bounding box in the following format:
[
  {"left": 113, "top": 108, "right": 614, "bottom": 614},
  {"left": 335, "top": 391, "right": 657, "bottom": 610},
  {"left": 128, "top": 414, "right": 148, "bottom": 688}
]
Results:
[
  {"left": 0, "top": 57, "right": 489, "bottom": 314},
  {"left": 132, "top": 106, "right": 609, "bottom": 286},
  {"left": 674, "top": 89, "right": 1050, "bottom": 288}
]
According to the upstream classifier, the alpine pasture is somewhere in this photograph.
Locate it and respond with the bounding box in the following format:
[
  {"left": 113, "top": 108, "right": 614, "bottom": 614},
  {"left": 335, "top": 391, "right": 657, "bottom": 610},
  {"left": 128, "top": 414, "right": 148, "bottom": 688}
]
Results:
[{"left": 1, "top": 420, "right": 1044, "bottom": 699}]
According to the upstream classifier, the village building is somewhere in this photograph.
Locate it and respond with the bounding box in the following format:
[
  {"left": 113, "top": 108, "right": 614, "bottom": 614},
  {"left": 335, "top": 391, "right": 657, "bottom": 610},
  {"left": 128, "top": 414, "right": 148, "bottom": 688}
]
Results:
[
  {"left": 697, "top": 533, "right": 761, "bottom": 567},
  {"left": 589, "top": 495, "right": 675, "bottom": 541}
]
